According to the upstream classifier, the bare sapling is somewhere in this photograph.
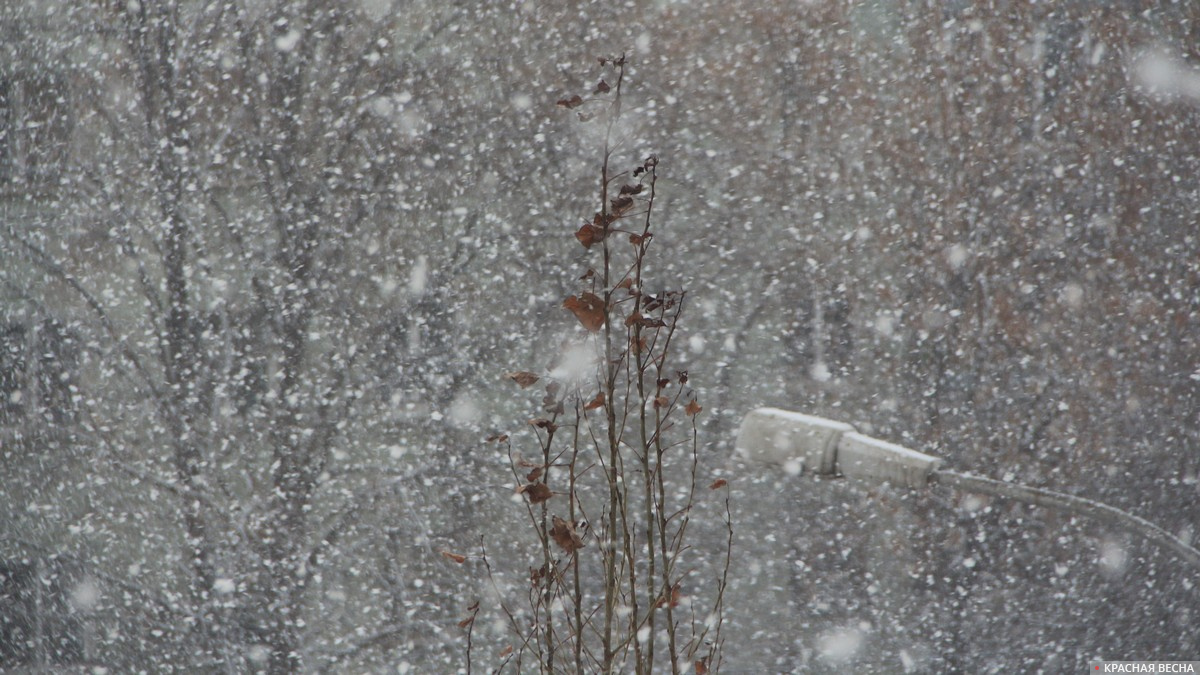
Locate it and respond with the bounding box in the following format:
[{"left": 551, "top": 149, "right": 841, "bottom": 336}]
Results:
[{"left": 453, "top": 54, "right": 732, "bottom": 675}]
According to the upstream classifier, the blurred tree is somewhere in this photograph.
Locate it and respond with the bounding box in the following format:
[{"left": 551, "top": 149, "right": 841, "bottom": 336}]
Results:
[{"left": 1, "top": 0, "right": 1198, "bottom": 671}]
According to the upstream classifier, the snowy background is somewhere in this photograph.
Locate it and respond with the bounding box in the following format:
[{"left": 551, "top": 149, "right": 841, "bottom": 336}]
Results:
[{"left": 1, "top": 0, "right": 1198, "bottom": 672}]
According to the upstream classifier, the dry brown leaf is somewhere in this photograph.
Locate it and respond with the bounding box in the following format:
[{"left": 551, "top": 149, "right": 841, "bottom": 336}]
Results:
[
  {"left": 563, "top": 292, "right": 606, "bottom": 332},
  {"left": 522, "top": 482, "right": 553, "bottom": 504},
  {"left": 656, "top": 582, "right": 682, "bottom": 609},
  {"left": 709, "top": 478, "right": 728, "bottom": 490},
  {"left": 530, "top": 564, "right": 546, "bottom": 585},
  {"left": 458, "top": 615, "right": 475, "bottom": 629},
  {"left": 550, "top": 515, "right": 585, "bottom": 554},
  {"left": 611, "top": 195, "right": 634, "bottom": 215},
  {"left": 556, "top": 94, "right": 584, "bottom": 109},
  {"left": 507, "top": 371, "right": 540, "bottom": 388},
  {"left": 441, "top": 550, "right": 467, "bottom": 564},
  {"left": 584, "top": 391, "right": 606, "bottom": 410},
  {"left": 685, "top": 399, "right": 703, "bottom": 417},
  {"left": 695, "top": 657, "right": 709, "bottom": 674},
  {"left": 499, "top": 645, "right": 514, "bottom": 658},
  {"left": 630, "top": 335, "right": 647, "bottom": 354},
  {"left": 526, "top": 466, "right": 544, "bottom": 482},
  {"left": 575, "top": 222, "right": 604, "bottom": 249}
]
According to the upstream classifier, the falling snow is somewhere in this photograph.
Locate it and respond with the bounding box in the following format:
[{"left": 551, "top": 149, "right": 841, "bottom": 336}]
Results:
[{"left": 2, "top": 0, "right": 1199, "bottom": 673}]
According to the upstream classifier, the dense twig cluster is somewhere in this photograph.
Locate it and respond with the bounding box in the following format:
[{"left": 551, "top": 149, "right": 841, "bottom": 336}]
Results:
[{"left": 460, "top": 55, "right": 731, "bottom": 674}]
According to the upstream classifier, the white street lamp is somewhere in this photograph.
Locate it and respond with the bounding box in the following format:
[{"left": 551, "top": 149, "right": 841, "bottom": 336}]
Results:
[{"left": 737, "top": 407, "right": 1200, "bottom": 570}]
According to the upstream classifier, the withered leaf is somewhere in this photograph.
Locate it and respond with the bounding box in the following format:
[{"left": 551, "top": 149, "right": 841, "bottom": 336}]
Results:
[
  {"left": 594, "top": 79, "right": 611, "bottom": 94},
  {"left": 575, "top": 223, "right": 605, "bottom": 249},
  {"left": 528, "top": 418, "right": 558, "bottom": 432},
  {"left": 654, "top": 396, "right": 670, "bottom": 410},
  {"left": 685, "top": 399, "right": 703, "bottom": 417},
  {"left": 625, "top": 310, "right": 642, "bottom": 327},
  {"left": 610, "top": 196, "right": 635, "bottom": 215},
  {"left": 499, "top": 645, "right": 514, "bottom": 658},
  {"left": 695, "top": 657, "right": 710, "bottom": 675},
  {"left": 550, "top": 515, "right": 585, "bottom": 554},
  {"left": 615, "top": 277, "right": 634, "bottom": 291},
  {"left": 584, "top": 391, "right": 605, "bottom": 410},
  {"left": 619, "top": 183, "right": 644, "bottom": 196},
  {"left": 677, "top": 370, "right": 689, "bottom": 384},
  {"left": 630, "top": 335, "right": 648, "bottom": 354},
  {"left": 543, "top": 395, "right": 564, "bottom": 415},
  {"left": 522, "top": 482, "right": 553, "bottom": 503},
  {"left": 657, "top": 378, "right": 671, "bottom": 390},
  {"left": 656, "top": 583, "right": 682, "bottom": 609},
  {"left": 458, "top": 615, "right": 475, "bottom": 629},
  {"left": 526, "top": 466, "right": 544, "bottom": 482},
  {"left": 580, "top": 268, "right": 596, "bottom": 281},
  {"left": 563, "top": 292, "right": 606, "bottom": 332},
  {"left": 441, "top": 550, "right": 467, "bottom": 564},
  {"left": 507, "top": 371, "right": 540, "bottom": 388},
  {"left": 709, "top": 478, "right": 728, "bottom": 490},
  {"left": 485, "top": 433, "right": 509, "bottom": 443},
  {"left": 467, "top": 601, "right": 479, "bottom": 612},
  {"left": 555, "top": 94, "right": 584, "bottom": 109}
]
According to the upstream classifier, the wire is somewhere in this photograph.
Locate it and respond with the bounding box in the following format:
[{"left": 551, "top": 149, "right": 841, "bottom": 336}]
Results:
[{"left": 931, "top": 469, "right": 1200, "bottom": 572}]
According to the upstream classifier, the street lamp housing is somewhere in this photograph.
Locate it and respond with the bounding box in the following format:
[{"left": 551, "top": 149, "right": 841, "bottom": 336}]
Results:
[
  {"left": 735, "top": 407, "right": 853, "bottom": 475},
  {"left": 736, "top": 407, "right": 941, "bottom": 488}
]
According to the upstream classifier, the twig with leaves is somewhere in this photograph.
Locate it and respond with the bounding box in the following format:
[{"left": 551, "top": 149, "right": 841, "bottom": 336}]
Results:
[{"left": 466, "top": 54, "right": 732, "bottom": 674}]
